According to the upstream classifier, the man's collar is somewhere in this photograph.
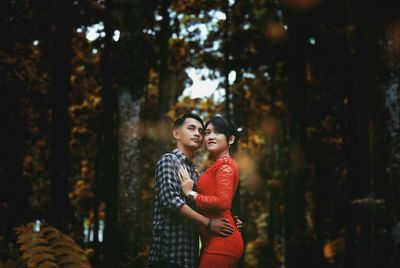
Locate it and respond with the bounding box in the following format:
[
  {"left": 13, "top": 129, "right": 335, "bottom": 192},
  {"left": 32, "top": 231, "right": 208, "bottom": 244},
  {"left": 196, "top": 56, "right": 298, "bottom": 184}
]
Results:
[{"left": 172, "top": 149, "right": 195, "bottom": 167}]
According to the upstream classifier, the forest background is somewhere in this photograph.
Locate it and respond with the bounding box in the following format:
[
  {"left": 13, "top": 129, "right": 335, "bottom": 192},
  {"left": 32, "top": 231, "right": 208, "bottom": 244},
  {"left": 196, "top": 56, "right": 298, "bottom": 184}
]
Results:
[{"left": 1, "top": 0, "right": 400, "bottom": 267}]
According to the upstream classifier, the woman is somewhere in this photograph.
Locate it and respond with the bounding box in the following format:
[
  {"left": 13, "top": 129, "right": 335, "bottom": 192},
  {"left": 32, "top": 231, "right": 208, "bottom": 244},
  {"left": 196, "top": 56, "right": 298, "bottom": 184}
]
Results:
[{"left": 179, "top": 116, "right": 244, "bottom": 268}]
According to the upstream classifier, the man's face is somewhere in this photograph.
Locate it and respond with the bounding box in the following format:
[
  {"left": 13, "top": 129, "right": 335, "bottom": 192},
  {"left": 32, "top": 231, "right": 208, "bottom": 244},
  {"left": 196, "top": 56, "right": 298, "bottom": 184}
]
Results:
[{"left": 174, "top": 118, "right": 204, "bottom": 151}]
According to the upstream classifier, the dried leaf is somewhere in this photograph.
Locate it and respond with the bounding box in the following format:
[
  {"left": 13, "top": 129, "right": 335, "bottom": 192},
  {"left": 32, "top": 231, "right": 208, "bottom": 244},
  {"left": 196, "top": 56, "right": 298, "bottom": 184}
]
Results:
[
  {"left": 51, "top": 239, "right": 84, "bottom": 253},
  {"left": 22, "top": 246, "right": 53, "bottom": 260},
  {"left": 58, "top": 255, "right": 90, "bottom": 266},
  {"left": 20, "top": 238, "right": 49, "bottom": 251},
  {"left": 40, "top": 226, "right": 59, "bottom": 236},
  {"left": 17, "top": 232, "right": 43, "bottom": 244},
  {"left": 27, "top": 253, "right": 56, "bottom": 268},
  {"left": 37, "top": 261, "right": 60, "bottom": 268},
  {"left": 54, "top": 248, "right": 88, "bottom": 261},
  {"left": 63, "top": 264, "right": 91, "bottom": 268}
]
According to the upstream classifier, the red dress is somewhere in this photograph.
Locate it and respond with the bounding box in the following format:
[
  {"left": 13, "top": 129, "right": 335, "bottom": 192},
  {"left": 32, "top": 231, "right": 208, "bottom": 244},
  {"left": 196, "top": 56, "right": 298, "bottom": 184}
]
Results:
[{"left": 195, "top": 156, "right": 244, "bottom": 268}]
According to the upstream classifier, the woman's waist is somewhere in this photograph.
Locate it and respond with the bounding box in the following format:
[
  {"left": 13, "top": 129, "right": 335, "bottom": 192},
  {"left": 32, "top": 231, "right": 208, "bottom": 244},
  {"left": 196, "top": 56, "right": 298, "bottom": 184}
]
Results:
[
  {"left": 202, "top": 210, "right": 233, "bottom": 220},
  {"left": 199, "top": 210, "right": 239, "bottom": 237}
]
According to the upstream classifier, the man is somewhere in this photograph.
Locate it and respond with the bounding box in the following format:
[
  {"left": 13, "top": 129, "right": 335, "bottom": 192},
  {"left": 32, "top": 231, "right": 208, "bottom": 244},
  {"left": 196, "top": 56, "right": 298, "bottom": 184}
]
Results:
[{"left": 148, "top": 112, "right": 240, "bottom": 268}]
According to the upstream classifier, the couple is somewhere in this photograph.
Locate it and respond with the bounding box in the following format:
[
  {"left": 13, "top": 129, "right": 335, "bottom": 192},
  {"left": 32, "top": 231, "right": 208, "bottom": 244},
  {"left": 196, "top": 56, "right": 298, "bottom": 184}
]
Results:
[{"left": 148, "top": 112, "right": 244, "bottom": 268}]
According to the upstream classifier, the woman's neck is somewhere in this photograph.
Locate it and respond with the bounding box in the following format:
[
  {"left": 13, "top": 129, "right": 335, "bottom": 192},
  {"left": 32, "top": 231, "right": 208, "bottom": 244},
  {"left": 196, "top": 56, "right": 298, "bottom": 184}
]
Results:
[{"left": 210, "top": 150, "right": 230, "bottom": 161}]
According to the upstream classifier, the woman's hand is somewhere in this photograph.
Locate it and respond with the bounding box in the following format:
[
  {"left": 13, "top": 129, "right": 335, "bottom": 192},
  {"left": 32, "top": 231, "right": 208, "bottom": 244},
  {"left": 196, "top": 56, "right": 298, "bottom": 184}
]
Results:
[{"left": 178, "top": 167, "right": 194, "bottom": 196}]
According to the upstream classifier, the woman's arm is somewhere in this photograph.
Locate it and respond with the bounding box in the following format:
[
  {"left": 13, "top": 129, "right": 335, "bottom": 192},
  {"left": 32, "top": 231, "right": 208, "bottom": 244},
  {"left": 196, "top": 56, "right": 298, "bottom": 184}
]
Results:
[
  {"left": 180, "top": 163, "right": 243, "bottom": 229},
  {"left": 194, "top": 164, "right": 235, "bottom": 211}
]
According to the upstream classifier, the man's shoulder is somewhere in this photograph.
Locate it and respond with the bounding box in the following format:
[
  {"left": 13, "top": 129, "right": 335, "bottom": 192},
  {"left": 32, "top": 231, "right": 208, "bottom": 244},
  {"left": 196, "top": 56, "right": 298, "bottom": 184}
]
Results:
[
  {"left": 158, "top": 152, "right": 175, "bottom": 162},
  {"left": 156, "top": 152, "right": 179, "bottom": 167}
]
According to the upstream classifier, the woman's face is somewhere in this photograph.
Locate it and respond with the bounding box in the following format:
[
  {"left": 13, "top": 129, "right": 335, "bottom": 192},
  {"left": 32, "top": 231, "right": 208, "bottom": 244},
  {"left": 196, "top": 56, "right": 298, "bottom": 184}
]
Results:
[{"left": 204, "top": 123, "right": 230, "bottom": 156}]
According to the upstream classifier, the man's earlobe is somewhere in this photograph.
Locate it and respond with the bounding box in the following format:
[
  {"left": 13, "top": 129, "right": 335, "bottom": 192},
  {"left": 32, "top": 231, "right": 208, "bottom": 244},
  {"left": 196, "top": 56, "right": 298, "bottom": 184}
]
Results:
[{"left": 173, "top": 129, "right": 180, "bottom": 140}]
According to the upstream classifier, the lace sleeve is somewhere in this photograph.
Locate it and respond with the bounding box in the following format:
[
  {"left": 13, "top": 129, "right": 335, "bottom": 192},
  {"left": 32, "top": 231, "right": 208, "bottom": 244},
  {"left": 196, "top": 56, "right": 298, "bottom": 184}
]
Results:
[{"left": 194, "top": 164, "right": 235, "bottom": 211}]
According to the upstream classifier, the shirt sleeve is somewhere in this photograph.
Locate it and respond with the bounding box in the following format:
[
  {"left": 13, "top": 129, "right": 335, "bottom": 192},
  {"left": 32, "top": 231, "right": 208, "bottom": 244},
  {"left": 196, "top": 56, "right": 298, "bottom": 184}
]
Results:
[
  {"left": 194, "top": 164, "right": 235, "bottom": 211},
  {"left": 155, "top": 154, "right": 186, "bottom": 210}
]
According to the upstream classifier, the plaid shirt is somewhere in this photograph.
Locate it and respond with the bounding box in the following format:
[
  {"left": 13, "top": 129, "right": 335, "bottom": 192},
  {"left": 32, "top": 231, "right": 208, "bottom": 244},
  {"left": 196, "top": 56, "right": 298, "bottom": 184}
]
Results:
[{"left": 148, "top": 149, "right": 199, "bottom": 268}]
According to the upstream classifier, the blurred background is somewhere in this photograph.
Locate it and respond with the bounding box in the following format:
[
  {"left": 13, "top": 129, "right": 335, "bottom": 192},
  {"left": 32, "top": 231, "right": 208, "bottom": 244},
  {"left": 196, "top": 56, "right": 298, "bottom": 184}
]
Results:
[{"left": 1, "top": 0, "right": 400, "bottom": 267}]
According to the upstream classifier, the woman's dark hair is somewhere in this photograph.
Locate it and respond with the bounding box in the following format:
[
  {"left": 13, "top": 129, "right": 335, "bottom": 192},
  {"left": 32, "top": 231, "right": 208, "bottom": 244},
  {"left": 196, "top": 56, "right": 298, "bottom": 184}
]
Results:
[{"left": 205, "top": 116, "right": 240, "bottom": 153}]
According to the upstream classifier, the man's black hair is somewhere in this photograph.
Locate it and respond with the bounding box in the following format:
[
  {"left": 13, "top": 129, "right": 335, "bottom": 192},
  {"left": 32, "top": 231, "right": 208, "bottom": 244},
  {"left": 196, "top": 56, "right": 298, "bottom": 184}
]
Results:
[{"left": 173, "top": 112, "right": 204, "bottom": 129}]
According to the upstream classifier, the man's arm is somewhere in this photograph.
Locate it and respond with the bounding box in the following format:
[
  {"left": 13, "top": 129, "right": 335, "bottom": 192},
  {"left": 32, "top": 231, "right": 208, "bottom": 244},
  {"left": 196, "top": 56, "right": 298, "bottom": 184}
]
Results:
[{"left": 179, "top": 204, "right": 234, "bottom": 237}]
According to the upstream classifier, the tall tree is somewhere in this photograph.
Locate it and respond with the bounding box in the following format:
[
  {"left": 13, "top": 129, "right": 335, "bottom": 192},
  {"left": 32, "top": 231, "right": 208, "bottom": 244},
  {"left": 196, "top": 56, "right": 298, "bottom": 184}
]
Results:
[
  {"left": 344, "top": 1, "right": 400, "bottom": 267},
  {"left": 383, "top": 17, "right": 400, "bottom": 268},
  {"left": 284, "top": 8, "right": 308, "bottom": 268},
  {"left": 223, "top": 0, "right": 232, "bottom": 120},
  {"left": 100, "top": 0, "right": 119, "bottom": 266},
  {"left": 159, "top": 0, "right": 172, "bottom": 119},
  {"left": 102, "top": 0, "right": 147, "bottom": 266},
  {"left": 0, "top": 1, "right": 32, "bottom": 236},
  {"left": 48, "top": 0, "right": 74, "bottom": 231}
]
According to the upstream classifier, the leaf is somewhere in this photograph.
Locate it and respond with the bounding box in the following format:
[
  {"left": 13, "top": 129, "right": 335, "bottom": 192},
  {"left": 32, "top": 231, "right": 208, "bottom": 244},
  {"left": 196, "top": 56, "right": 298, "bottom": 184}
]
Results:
[
  {"left": 58, "top": 255, "right": 90, "bottom": 267},
  {"left": 40, "top": 226, "right": 59, "bottom": 236},
  {"left": 20, "top": 238, "right": 49, "bottom": 251},
  {"left": 22, "top": 245, "right": 53, "bottom": 260},
  {"left": 27, "top": 253, "right": 56, "bottom": 268},
  {"left": 63, "top": 264, "right": 91, "bottom": 268},
  {"left": 50, "top": 239, "right": 84, "bottom": 254},
  {"left": 54, "top": 248, "right": 88, "bottom": 261},
  {"left": 37, "top": 261, "right": 60, "bottom": 268},
  {"left": 17, "top": 232, "right": 43, "bottom": 244}
]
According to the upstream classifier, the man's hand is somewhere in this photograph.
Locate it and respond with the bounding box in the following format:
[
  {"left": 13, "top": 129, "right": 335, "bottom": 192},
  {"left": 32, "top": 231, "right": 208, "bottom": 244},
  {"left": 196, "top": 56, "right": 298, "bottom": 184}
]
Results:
[
  {"left": 209, "top": 218, "right": 234, "bottom": 237},
  {"left": 233, "top": 216, "right": 243, "bottom": 232}
]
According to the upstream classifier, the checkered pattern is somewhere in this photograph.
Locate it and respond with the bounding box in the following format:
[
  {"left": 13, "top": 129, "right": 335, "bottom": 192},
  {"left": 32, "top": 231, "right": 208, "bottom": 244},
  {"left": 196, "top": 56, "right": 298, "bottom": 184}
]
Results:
[{"left": 148, "top": 149, "right": 199, "bottom": 268}]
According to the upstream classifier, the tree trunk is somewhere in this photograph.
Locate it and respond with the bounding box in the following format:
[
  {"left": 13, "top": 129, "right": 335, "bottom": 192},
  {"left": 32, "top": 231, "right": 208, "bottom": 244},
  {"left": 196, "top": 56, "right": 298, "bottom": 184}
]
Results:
[
  {"left": 367, "top": 2, "right": 400, "bottom": 267},
  {"left": 383, "top": 58, "right": 400, "bottom": 267},
  {"left": 224, "top": 0, "right": 232, "bottom": 120},
  {"left": 102, "top": 0, "right": 146, "bottom": 266},
  {"left": 284, "top": 11, "right": 308, "bottom": 268},
  {"left": 157, "top": 0, "right": 171, "bottom": 156},
  {"left": 48, "top": 0, "right": 74, "bottom": 232},
  {"left": 159, "top": 0, "right": 171, "bottom": 119},
  {"left": 115, "top": 90, "right": 142, "bottom": 265},
  {"left": 101, "top": 0, "right": 119, "bottom": 266},
  {"left": 343, "top": 2, "right": 386, "bottom": 267},
  {"left": 0, "top": 83, "right": 30, "bottom": 237}
]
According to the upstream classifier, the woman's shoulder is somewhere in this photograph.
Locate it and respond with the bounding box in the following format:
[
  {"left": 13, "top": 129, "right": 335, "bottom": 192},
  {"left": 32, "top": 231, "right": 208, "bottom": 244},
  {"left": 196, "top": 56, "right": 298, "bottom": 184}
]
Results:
[{"left": 214, "top": 156, "right": 238, "bottom": 171}]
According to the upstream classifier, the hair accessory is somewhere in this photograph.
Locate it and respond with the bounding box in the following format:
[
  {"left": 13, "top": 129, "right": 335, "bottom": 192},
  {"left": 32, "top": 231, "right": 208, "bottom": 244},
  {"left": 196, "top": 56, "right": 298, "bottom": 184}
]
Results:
[{"left": 237, "top": 127, "right": 243, "bottom": 133}]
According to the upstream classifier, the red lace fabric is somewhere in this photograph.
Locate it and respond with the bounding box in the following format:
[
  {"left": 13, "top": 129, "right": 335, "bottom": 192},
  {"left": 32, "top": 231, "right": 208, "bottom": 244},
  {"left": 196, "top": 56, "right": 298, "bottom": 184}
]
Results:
[
  {"left": 195, "top": 161, "right": 234, "bottom": 211},
  {"left": 195, "top": 156, "right": 243, "bottom": 266}
]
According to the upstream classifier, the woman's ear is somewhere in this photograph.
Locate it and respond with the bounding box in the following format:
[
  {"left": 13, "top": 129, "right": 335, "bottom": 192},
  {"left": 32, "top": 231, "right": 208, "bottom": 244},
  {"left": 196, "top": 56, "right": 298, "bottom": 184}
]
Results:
[{"left": 229, "top": 135, "right": 235, "bottom": 146}]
